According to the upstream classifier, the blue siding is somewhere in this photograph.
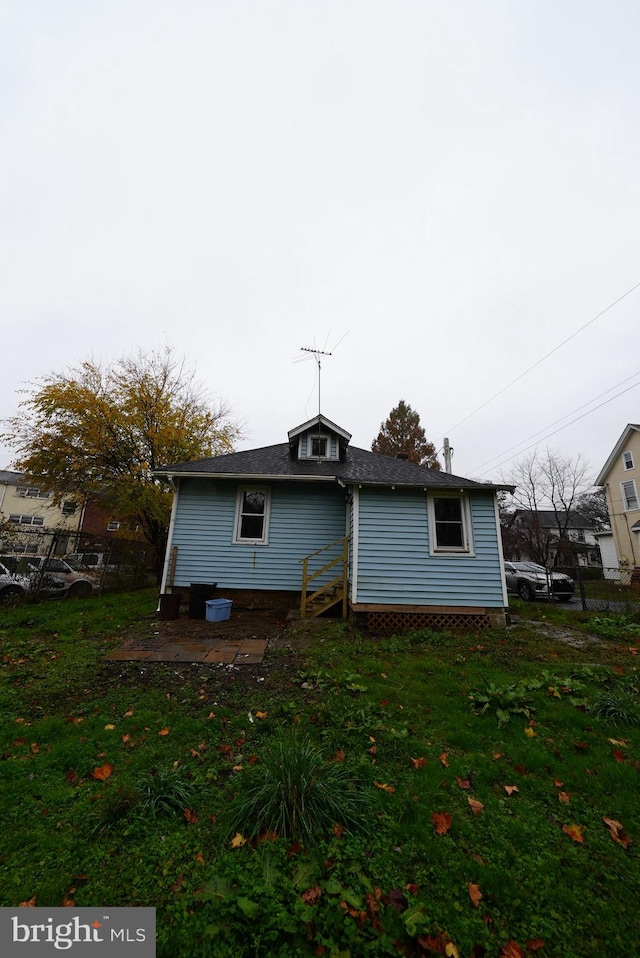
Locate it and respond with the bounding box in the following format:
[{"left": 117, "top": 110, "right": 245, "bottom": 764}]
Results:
[
  {"left": 170, "top": 479, "right": 346, "bottom": 591},
  {"left": 355, "top": 488, "right": 504, "bottom": 607}
]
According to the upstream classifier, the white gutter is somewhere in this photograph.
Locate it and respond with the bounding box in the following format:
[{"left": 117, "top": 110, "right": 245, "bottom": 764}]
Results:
[{"left": 493, "top": 494, "right": 510, "bottom": 607}]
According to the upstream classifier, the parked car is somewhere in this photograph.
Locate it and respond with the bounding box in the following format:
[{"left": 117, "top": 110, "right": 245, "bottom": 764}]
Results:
[
  {"left": 0, "top": 559, "right": 67, "bottom": 604},
  {"left": 0, "top": 555, "right": 96, "bottom": 598},
  {"left": 504, "top": 561, "right": 574, "bottom": 602}
]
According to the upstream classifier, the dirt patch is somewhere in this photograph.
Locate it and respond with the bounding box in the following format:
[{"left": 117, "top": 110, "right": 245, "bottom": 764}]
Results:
[{"left": 511, "top": 616, "right": 602, "bottom": 648}]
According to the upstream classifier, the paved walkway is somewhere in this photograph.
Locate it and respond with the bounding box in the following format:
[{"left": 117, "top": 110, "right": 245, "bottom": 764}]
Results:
[{"left": 106, "top": 636, "right": 268, "bottom": 665}]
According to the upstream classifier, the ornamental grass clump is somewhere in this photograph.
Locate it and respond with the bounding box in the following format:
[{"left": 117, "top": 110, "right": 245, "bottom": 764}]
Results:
[
  {"left": 225, "top": 733, "right": 377, "bottom": 844},
  {"left": 136, "top": 766, "right": 197, "bottom": 818}
]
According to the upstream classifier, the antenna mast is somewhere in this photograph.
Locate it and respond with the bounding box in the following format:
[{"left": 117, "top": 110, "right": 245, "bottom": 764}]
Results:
[{"left": 300, "top": 346, "right": 332, "bottom": 420}]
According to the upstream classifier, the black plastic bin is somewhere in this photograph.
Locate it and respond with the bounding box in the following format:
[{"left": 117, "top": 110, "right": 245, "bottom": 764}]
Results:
[
  {"left": 188, "top": 582, "right": 218, "bottom": 620},
  {"left": 158, "top": 593, "right": 182, "bottom": 620}
]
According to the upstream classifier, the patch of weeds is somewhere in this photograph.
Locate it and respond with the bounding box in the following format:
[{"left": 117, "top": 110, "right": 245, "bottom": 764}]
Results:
[
  {"left": 223, "top": 732, "right": 378, "bottom": 843},
  {"left": 136, "top": 766, "right": 197, "bottom": 818},
  {"left": 469, "top": 678, "right": 536, "bottom": 725},
  {"left": 89, "top": 786, "right": 140, "bottom": 837},
  {"left": 588, "top": 614, "right": 640, "bottom": 640},
  {"left": 593, "top": 688, "right": 640, "bottom": 727}
]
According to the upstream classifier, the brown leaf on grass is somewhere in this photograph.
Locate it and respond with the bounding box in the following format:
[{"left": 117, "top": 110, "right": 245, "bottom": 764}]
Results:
[
  {"left": 456, "top": 776, "right": 472, "bottom": 790},
  {"left": 500, "top": 943, "right": 523, "bottom": 958},
  {"left": 503, "top": 785, "right": 519, "bottom": 796},
  {"left": 230, "top": 832, "right": 246, "bottom": 848},
  {"left": 301, "top": 885, "right": 322, "bottom": 905},
  {"left": 30, "top": 743, "right": 40, "bottom": 754},
  {"left": 526, "top": 938, "right": 546, "bottom": 951},
  {"left": 121, "top": 734, "right": 130, "bottom": 744},
  {"left": 65, "top": 769, "right": 79, "bottom": 785},
  {"left": 603, "top": 817, "right": 632, "bottom": 849},
  {"left": 612, "top": 750, "right": 626, "bottom": 763},
  {"left": 333, "top": 749, "right": 346, "bottom": 762},
  {"left": 553, "top": 779, "right": 563, "bottom": 787},
  {"left": 19, "top": 896, "right": 37, "bottom": 907},
  {"left": 255, "top": 710, "right": 268, "bottom": 719},
  {"left": 183, "top": 808, "right": 198, "bottom": 824},
  {"left": 170, "top": 875, "right": 184, "bottom": 893},
  {"left": 194, "top": 852, "right": 205, "bottom": 865},
  {"left": 122, "top": 708, "right": 134, "bottom": 718},
  {"left": 332, "top": 824, "right": 344, "bottom": 839},
  {"left": 432, "top": 810, "right": 452, "bottom": 835},
  {"left": 468, "top": 882, "right": 483, "bottom": 907},
  {"left": 608, "top": 738, "right": 628, "bottom": 746},
  {"left": 158, "top": 727, "right": 170, "bottom": 736},
  {"left": 562, "top": 823, "right": 584, "bottom": 843},
  {"left": 405, "top": 882, "right": 419, "bottom": 895},
  {"left": 468, "top": 797, "right": 484, "bottom": 816},
  {"left": 411, "top": 757, "right": 427, "bottom": 769},
  {"left": 374, "top": 781, "right": 395, "bottom": 793},
  {"left": 439, "top": 753, "right": 449, "bottom": 767},
  {"left": 557, "top": 791, "right": 571, "bottom": 804},
  {"left": 91, "top": 763, "right": 113, "bottom": 781}
]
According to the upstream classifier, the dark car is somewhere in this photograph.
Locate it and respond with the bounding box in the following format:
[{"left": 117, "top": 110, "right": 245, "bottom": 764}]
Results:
[
  {"left": 504, "top": 561, "right": 574, "bottom": 602},
  {"left": 0, "top": 555, "right": 96, "bottom": 598}
]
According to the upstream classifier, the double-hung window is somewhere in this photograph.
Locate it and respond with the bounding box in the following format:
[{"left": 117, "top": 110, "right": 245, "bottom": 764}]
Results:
[
  {"left": 623, "top": 451, "right": 635, "bottom": 471},
  {"left": 428, "top": 494, "right": 473, "bottom": 554},
  {"left": 234, "top": 488, "right": 270, "bottom": 544},
  {"left": 621, "top": 479, "right": 639, "bottom": 511}
]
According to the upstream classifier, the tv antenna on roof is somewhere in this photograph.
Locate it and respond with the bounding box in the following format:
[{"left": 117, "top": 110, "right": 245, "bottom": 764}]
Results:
[{"left": 296, "top": 332, "right": 348, "bottom": 421}]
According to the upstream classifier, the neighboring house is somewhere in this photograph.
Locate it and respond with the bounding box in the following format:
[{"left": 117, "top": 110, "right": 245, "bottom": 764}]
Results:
[
  {"left": 0, "top": 470, "right": 82, "bottom": 539},
  {"left": 155, "top": 414, "right": 511, "bottom": 631},
  {"left": 502, "top": 509, "right": 602, "bottom": 567},
  {"left": 595, "top": 424, "right": 640, "bottom": 571}
]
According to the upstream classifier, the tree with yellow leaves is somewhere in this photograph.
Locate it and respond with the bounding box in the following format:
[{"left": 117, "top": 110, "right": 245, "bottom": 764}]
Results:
[{"left": 2, "top": 348, "right": 241, "bottom": 573}]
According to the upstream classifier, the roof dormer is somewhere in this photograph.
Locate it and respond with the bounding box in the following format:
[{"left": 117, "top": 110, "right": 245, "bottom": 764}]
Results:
[{"left": 287, "top": 415, "right": 352, "bottom": 462}]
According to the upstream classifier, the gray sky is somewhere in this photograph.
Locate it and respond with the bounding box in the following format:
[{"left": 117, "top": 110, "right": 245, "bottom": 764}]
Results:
[{"left": 1, "top": 0, "right": 639, "bottom": 485}]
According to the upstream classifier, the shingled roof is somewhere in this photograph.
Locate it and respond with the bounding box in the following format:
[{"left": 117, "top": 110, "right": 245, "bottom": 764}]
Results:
[{"left": 156, "top": 443, "right": 503, "bottom": 491}]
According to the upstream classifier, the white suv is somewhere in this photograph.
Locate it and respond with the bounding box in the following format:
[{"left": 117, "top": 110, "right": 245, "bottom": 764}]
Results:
[{"left": 0, "top": 555, "right": 96, "bottom": 598}]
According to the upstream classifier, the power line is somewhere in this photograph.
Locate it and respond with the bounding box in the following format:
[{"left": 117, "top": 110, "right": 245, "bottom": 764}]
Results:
[
  {"left": 473, "top": 377, "right": 640, "bottom": 479},
  {"left": 439, "top": 279, "right": 640, "bottom": 441},
  {"left": 471, "top": 368, "right": 640, "bottom": 474}
]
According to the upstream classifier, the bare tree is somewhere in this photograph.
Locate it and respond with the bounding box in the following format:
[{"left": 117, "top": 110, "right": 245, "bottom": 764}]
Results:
[{"left": 502, "top": 448, "right": 591, "bottom": 566}]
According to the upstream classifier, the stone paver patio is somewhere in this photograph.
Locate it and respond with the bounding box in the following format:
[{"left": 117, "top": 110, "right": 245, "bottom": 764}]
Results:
[{"left": 106, "top": 636, "right": 268, "bottom": 665}]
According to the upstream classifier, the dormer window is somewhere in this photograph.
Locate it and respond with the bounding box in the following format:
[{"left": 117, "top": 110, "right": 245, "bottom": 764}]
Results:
[{"left": 310, "top": 435, "right": 328, "bottom": 458}]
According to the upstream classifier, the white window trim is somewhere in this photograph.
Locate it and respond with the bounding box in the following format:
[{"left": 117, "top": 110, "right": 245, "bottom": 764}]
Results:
[
  {"left": 306, "top": 433, "right": 331, "bottom": 460},
  {"left": 621, "top": 479, "right": 639, "bottom": 512},
  {"left": 233, "top": 486, "right": 271, "bottom": 545},
  {"left": 427, "top": 492, "right": 474, "bottom": 556},
  {"left": 623, "top": 451, "right": 635, "bottom": 470}
]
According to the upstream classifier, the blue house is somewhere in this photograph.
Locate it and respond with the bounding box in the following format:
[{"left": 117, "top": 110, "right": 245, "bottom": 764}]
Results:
[{"left": 156, "top": 415, "right": 510, "bottom": 631}]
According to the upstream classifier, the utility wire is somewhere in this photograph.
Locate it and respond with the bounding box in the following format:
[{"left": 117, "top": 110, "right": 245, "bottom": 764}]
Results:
[
  {"left": 474, "top": 377, "right": 640, "bottom": 479},
  {"left": 439, "top": 279, "right": 640, "bottom": 441},
  {"left": 471, "top": 368, "right": 640, "bottom": 474}
]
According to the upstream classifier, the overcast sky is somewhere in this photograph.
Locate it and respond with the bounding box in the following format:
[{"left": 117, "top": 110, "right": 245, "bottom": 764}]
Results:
[{"left": 1, "top": 0, "right": 639, "bottom": 486}]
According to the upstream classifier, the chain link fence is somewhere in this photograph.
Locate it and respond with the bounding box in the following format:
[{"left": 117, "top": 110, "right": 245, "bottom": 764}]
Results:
[
  {"left": 0, "top": 527, "right": 156, "bottom": 600},
  {"left": 524, "top": 565, "right": 640, "bottom": 615}
]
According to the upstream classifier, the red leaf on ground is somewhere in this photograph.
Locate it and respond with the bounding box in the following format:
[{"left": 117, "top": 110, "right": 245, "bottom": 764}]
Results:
[
  {"left": 500, "top": 942, "right": 524, "bottom": 958},
  {"left": 19, "top": 896, "right": 37, "bottom": 907},
  {"left": 468, "top": 882, "right": 483, "bottom": 907},
  {"left": 558, "top": 791, "right": 571, "bottom": 804},
  {"left": 91, "top": 763, "right": 113, "bottom": 781},
  {"left": 612, "top": 750, "right": 626, "bottom": 763},
  {"left": 456, "top": 776, "right": 472, "bottom": 790},
  {"left": 562, "top": 823, "right": 584, "bottom": 843},
  {"left": 439, "top": 753, "right": 450, "bottom": 767},
  {"left": 411, "top": 756, "right": 427, "bottom": 769},
  {"left": 183, "top": 808, "right": 198, "bottom": 824},
  {"left": 526, "top": 938, "right": 546, "bottom": 951},
  {"left": 603, "top": 817, "right": 632, "bottom": 849},
  {"left": 432, "top": 810, "right": 452, "bottom": 835}
]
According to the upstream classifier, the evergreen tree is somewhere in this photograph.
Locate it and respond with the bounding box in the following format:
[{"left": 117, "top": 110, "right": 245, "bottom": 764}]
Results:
[{"left": 371, "top": 400, "right": 441, "bottom": 469}]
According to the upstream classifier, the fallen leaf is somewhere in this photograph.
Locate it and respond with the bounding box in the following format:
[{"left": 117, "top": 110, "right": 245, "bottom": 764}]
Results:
[
  {"left": 65, "top": 769, "right": 79, "bottom": 785},
  {"left": 405, "top": 882, "right": 419, "bottom": 895},
  {"left": 123, "top": 708, "right": 134, "bottom": 718},
  {"left": 603, "top": 817, "right": 632, "bottom": 849},
  {"left": 374, "top": 781, "right": 395, "bottom": 793},
  {"left": 492, "top": 752, "right": 504, "bottom": 760},
  {"left": 524, "top": 727, "right": 536, "bottom": 738},
  {"left": 557, "top": 791, "right": 571, "bottom": 804},
  {"left": 301, "top": 885, "right": 322, "bottom": 905},
  {"left": 503, "top": 785, "right": 519, "bottom": 796},
  {"left": 121, "top": 734, "right": 130, "bottom": 743},
  {"left": 91, "top": 762, "right": 114, "bottom": 781},
  {"left": 526, "top": 939, "right": 545, "bottom": 952},
  {"left": 230, "top": 832, "right": 246, "bottom": 848},
  {"left": 183, "top": 808, "right": 198, "bottom": 824},
  {"left": 456, "top": 776, "right": 472, "bottom": 790},
  {"left": 194, "top": 852, "right": 205, "bottom": 865},
  {"left": 500, "top": 943, "right": 523, "bottom": 958},
  {"left": 170, "top": 874, "right": 184, "bottom": 893},
  {"left": 411, "top": 757, "right": 427, "bottom": 769},
  {"left": 432, "top": 810, "right": 452, "bottom": 835},
  {"left": 468, "top": 797, "right": 484, "bottom": 816},
  {"left": 608, "top": 738, "right": 628, "bottom": 747},
  {"left": 334, "top": 749, "right": 346, "bottom": 762},
  {"left": 553, "top": 779, "right": 563, "bottom": 787},
  {"left": 468, "top": 882, "right": 483, "bottom": 907},
  {"left": 562, "top": 823, "right": 584, "bottom": 843},
  {"left": 158, "top": 727, "right": 170, "bottom": 736},
  {"left": 104, "top": 724, "right": 115, "bottom": 731},
  {"left": 19, "top": 896, "right": 37, "bottom": 907},
  {"left": 439, "top": 753, "right": 449, "bottom": 768},
  {"left": 445, "top": 943, "right": 460, "bottom": 958},
  {"left": 612, "top": 750, "right": 626, "bottom": 763},
  {"left": 255, "top": 710, "right": 268, "bottom": 719}
]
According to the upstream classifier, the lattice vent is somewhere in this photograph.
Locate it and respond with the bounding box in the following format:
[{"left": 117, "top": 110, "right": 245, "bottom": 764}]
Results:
[{"left": 366, "top": 611, "right": 491, "bottom": 634}]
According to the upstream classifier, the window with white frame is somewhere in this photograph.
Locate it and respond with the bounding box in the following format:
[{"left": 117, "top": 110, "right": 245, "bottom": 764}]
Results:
[
  {"left": 428, "top": 494, "right": 473, "bottom": 553},
  {"left": 623, "top": 451, "right": 635, "bottom": 470},
  {"left": 15, "top": 486, "right": 51, "bottom": 499},
  {"left": 106, "top": 521, "right": 121, "bottom": 531},
  {"left": 61, "top": 501, "right": 77, "bottom": 516},
  {"left": 8, "top": 514, "right": 45, "bottom": 526},
  {"left": 621, "top": 479, "right": 639, "bottom": 511},
  {"left": 234, "top": 488, "right": 270, "bottom": 543},
  {"left": 307, "top": 434, "right": 329, "bottom": 459}
]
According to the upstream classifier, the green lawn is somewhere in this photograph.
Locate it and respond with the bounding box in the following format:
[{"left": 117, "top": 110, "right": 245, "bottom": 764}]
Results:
[{"left": 1, "top": 592, "right": 639, "bottom": 957}]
